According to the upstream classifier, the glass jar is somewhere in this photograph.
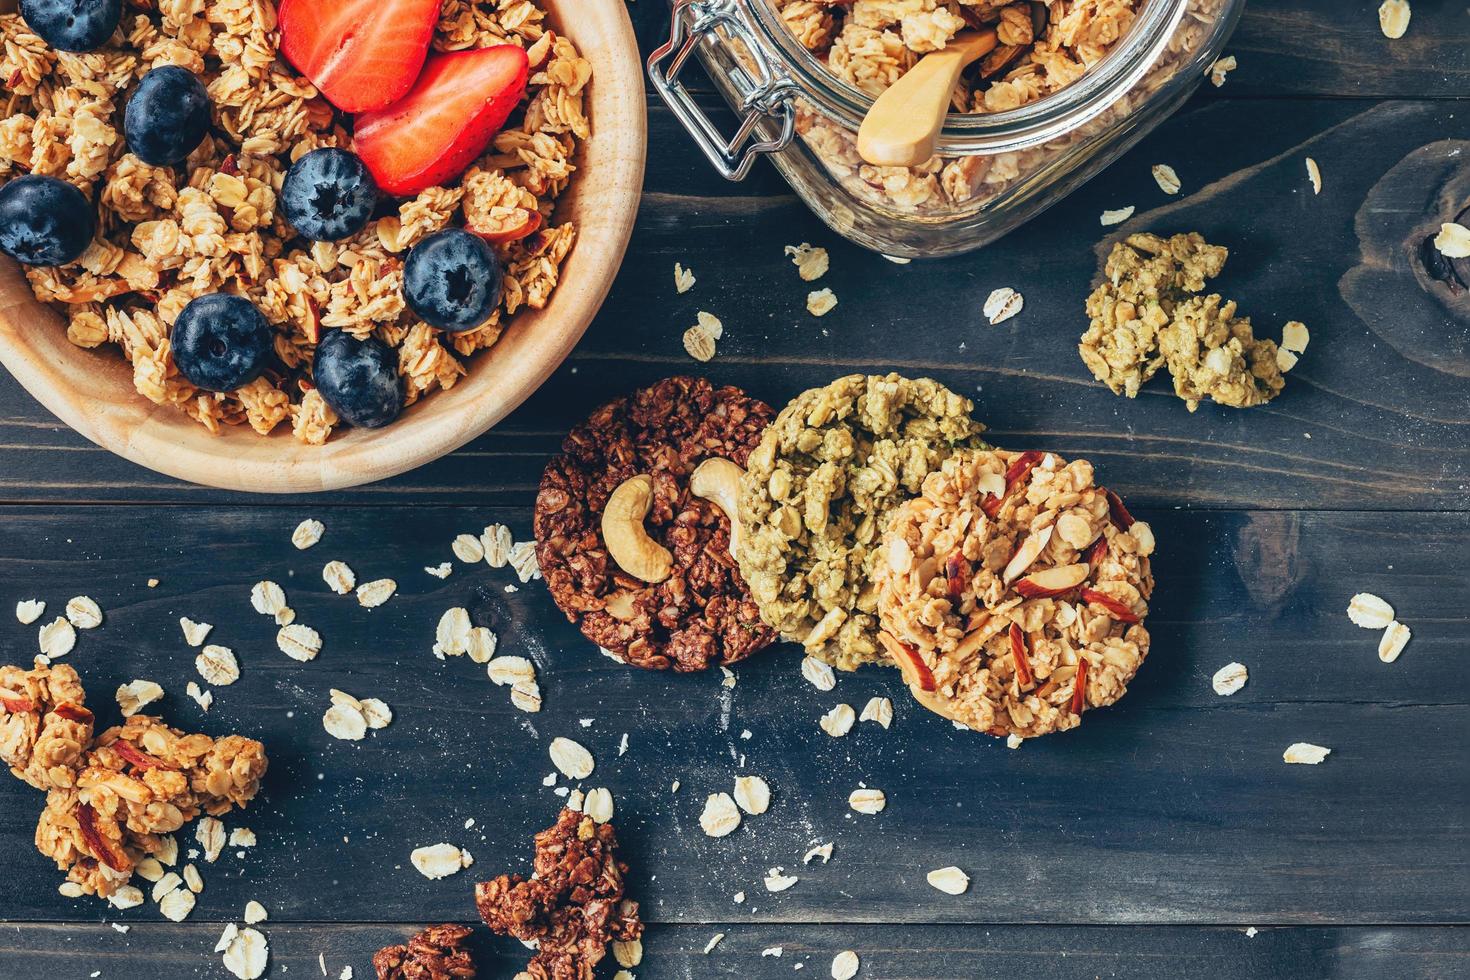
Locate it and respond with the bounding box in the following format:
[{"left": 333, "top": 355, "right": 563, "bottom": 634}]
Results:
[{"left": 649, "top": 0, "right": 1244, "bottom": 258}]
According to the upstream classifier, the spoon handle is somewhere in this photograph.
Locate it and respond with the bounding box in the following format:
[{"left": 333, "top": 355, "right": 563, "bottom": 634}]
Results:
[{"left": 856, "top": 29, "right": 998, "bottom": 169}]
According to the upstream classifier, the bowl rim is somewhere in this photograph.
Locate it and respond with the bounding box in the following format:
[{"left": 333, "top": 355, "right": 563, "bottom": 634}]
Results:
[{"left": 0, "top": 0, "right": 647, "bottom": 494}]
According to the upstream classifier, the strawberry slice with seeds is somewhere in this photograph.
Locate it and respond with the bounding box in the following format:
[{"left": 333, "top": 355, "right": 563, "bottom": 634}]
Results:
[
  {"left": 354, "top": 46, "right": 529, "bottom": 197},
  {"left": 278, "top": 0, "right": 440, "bottom": 113}
]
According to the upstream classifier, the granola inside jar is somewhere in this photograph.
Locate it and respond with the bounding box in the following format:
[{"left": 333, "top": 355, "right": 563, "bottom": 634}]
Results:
[{"left": 650, "top": 0, "right": 1244, "bottom": 257}]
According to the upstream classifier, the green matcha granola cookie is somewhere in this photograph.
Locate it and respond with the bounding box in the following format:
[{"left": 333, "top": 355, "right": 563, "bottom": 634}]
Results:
[{"left": 736, "top": 374, "right": 988, "bottom": 670}]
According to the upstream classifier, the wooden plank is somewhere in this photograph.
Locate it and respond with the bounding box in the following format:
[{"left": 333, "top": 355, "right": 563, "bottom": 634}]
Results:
[
  {"left": 1, "top": 922, "right": 1467, "bottom": 980},
  {"left": 2, "top": 98, "right": 1467, "bottom": 509},
  {"left": 0, "top": 506, "right": 1464, "bottom": 926},
  {"left": 628, "top": 0, "right": 1470, "bottom": 100}
]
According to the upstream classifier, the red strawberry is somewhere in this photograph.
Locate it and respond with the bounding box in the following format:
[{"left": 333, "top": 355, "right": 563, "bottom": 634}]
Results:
[
  {"left": 354, "top": 46, "right": 529, "bottom": 197},
  {"left": 278, "top": 0, "right": 440, "bottom": 114}
]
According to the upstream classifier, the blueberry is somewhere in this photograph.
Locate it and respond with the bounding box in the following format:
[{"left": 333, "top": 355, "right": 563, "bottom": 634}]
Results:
[
  {"left": 124, "top": 66, "right": 211, "bottom": 166},
  {"left": 280, "top": 148, "right": 379, "bottom": 243},
  {"left": 19, "top": 0, "right": 121, "bottom": 53},
  {"left": 313, "top": 330, "right": 404, "bottom": 429},
  {"left": 403, "top": 228, "right": 503, "bottom": 332},
  {"left": 0, "top": 175, "right": 95, "bottom": 266},
  {"left": 171, "top": 294, "right": 273, "bottom": 392}
]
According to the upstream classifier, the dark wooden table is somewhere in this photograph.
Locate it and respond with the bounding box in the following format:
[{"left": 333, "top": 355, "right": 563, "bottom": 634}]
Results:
[{"left": 3, "top": 2, "right": 1468, "bottom": 978}]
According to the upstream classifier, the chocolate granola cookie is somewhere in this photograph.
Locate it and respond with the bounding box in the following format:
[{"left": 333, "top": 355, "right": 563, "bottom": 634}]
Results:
[
  {"left": 475, "top": 807, "right": 642, "bottom": 980},
  {"left": 737, "top": 373, "right": 988, "bottom": 670},
  {"left": 874, "top": 449, "right": 1155, "bottom": 738},
  {"left": 373, "top": 924, "right": 477, "bottom": 980},
  {"left": 534, "top": 376, "right": 777, "bottom": 671}
]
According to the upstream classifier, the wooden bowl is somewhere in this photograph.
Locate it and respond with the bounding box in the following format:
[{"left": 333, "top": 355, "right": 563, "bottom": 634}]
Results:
[{"left": 0, "top": 0, "right": 645, "bottom": 493}]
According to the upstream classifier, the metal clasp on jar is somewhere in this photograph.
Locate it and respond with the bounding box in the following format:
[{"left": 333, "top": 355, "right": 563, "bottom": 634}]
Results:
[{"left": 647, "top": 0, "right": 796, "bottom": 180}]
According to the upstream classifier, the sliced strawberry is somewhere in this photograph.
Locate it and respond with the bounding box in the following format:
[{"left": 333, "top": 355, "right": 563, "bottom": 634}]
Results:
[
  {"left": 354, "top": 46, "right": 529, "bottom": 197},
  {"left": 278, "top": 0, "right": 440, "bottom": 113}
]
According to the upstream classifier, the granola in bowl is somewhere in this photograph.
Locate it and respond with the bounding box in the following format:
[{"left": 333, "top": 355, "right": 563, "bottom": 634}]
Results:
[
  {"left": 534, "top": 376, "right": 778, "bottom": 671},
  {"left": 874, "top": 448, "right": 1154, "bottom": 737},
  {"left": 737, "top": 373, "right": 988, "bottom": 670},
  {"left": 0, "top": 0, "right": 591, "bottom": 444}
]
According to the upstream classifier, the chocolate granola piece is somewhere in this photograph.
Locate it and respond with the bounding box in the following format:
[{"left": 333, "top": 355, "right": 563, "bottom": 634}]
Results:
[
  {"left": 475, "top": 807, "right": 642, "bottom": 980},
  {"left": 373, "top": 924, "right": 477, "bottom": 980},
  {"left": 534, "top": 376, "right": 777, "bottom": 671},
  {"left": 874, "top": 449, "right": 1155, "bottom": 738}
]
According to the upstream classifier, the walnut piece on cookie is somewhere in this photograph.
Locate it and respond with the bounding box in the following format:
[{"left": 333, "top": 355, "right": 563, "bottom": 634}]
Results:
[
  {"left": 737, "top": 373, "right": 988, "bottom": 670},
  {"left": 534, "top": 377, "right": 776, "bottom": 671},
  {"left": 373, "top": 923, "right": 477, "bottom": 980},
  {"left": 475, "top": 807, "right": 642, "bottom": 980},
  {"left": 875, "top": 449, "right": 1154, "bottom": 738}
]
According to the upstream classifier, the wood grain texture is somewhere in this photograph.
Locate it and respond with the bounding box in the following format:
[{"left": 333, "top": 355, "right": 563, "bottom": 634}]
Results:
[
  {"left": 0, "top": 0, "right": 646, "bottom": 494},
  {"left": 1, "top": 922, "right": 1466, "bottom": 980},
  {"left": 0, "top": 506, "right": 1463, "bottom": 926},
  {"left": 3, "top": 99, "right": 1466, "bottom": 508}
]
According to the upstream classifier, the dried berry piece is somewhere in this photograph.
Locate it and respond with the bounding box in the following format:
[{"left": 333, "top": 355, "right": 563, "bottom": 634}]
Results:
[{"left": 373, "top": 923, "right": 477, "bottom": 980}]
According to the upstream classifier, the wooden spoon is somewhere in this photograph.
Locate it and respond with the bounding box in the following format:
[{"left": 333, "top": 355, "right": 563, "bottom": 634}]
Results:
[{"left": 856, "top": 29, "right": 998, "bottom": 169}]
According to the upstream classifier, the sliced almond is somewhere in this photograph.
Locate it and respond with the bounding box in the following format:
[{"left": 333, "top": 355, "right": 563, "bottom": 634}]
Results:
[
  {"left": 1002, "top": 525, "right": 1054, "bottom": 585},
  {"left": 1013, "top": 562, "right": 1089, "bottom": 598}
]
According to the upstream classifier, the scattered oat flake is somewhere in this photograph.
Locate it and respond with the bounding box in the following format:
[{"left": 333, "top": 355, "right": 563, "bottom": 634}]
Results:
[
  {"left": 800, "top": 656, "right": 836, "bottom": 691},
  {"left": 1347, "top": 593, "right": 1395, "bottom": 630},
  {"left": 183, "top": 863, "right": 204, "bottom": 893},
  {"left": 803, "top": 842, "right": 833, "bottom": 864},
  {"left": 1378, "top": 0, "right": 1410, "bottom": 40},
  {"left": 764, "top": 868, "right": 798, "bottom": 892},
  {"left": 108, "top": 885, "right": 144, "bottom": 910},
  {"left": 1212, "top": 662, "right": 1249, "bottom": 696},
  {"left": 927, "top": 866, "right": 970, "bottom": 895},
  {"left": 159, "top": 886, "right": 196, "bottom": 921},
  {"left": 983, "top": 286, "right": 1023, "bottom": 325},
  {"left": 322, "top": 560, "right": 356, "bottom": 595},
  {"left": 733, "top": 775, "right": 771, "bottom": 815},
  {"left": 1435, "top": 222, "right": 1470, "bottom": 259},
  {"left": 292, "top": 518, "right": 324, "bottom": 549},
  {"left": 451, "top": 533, "right": 484, "bottom": 563},
  {"left": 411, "top": 843, "right": 474, "bottom": 880},
  {"left": 223, "top": 926, "right": 269, "bottom": 980},
  {"left": 807, "top": 287, "right": 838, "bottom": 317},
  {"left": 250, "top": 581, "right": 287, "bottom": 617},
  {"left": 65, "top": 596, "right": 103, "bottom": 629},
  {"left": 425, "top": 562, "right": 453, "bottom": 579},
  {"left": 762, "top": 947, "right": 783, "bottom": 958},
  {"left": 243, "top": 900, "right": 268, "bottom": 924},
  {"left": 186, "top": 681, "right": 213, "bottom": 712},
  {"left": 1283, "top": 742, "right": 1331, "bottom": 765},
  {"left": 116, "top": 679, "right": 164, "bottom": 717},
  {"left": 481, "top": 524, "right": 514, "bottom": 567},
  {"left": 549, "top": 737, "right": 594, "bottom": 779},
  {"left": 508, "top": 540, "right": 540, "bottom": 583},
  {"left": 1100, "top": 206, "right": 1135, "bottom": 226},
  {"left": 1305, "top": 157, "right": 1322, "bottom": 195},
  {"left": 819, "top": 703, "right": 856, "bottom": 737},
  {"left": 683, "top": 323, "right": 717, "bottom": 361},
  {"left": 704, "top": 933, "right": 725, "bottom": 954},
  {"left": 700, "top": 792, "right": 742, "bottom": 837},
  {"left": 15, "top": 599, "right": 45, "bottom": 625},
  {"left": 858, "top": 696, "right": 892, "bottom": 729},
  {"left": 1151, "top": 164, "right": 1181, "bottom": 195},
  {"left": 1006, "top": 733, "right": 1024, "bottom": 749},
  {"left": 848, "top": 788, "right": 886, "bottom": 814},
  {"left": 831, "top": 950, "right": 860, "bottom": 980},
  {"left": 180, "top": 617, "right": 213, "bottom": 646},
  {"left": 1281, "top": 322, "right": 1311, "bottom": 354},
  {"left": 197, "top": 817, "right": 225, "bottom": 862},
  {"left": 785, "top": 242, "right": 830, "bottom": 281},
  {"left": 1378, "top": 621, "right": 1411, "bottom": 663},
  {"left": 613, "top": 938, "right": 643, "bottom": 969},
  {"left": 356, "top": 578, "right": 397, "bottom": 608},
  {"left": 488, "top": 655, "right": 536, "bottom": 686},
  {"left": 674, "top": 262, "right": 696, "bottom": 293},
  {"left": 1275, "top": 348, "right": 1298, "bottom": 373},
  {"left": 277, "top": 623, "right": 321, "bottom": 661},
  {"left": 229, "top": 828, "right": 257, "bottom": 847},
  {"left": 1209, "top": 54, "right": 1237, "bottom": 87},
  {"left": 510, "top": 681, "right": 543, "bottom": 713},
  {"left": 38, "top": 617, "right": 76, "bottom": 659},
  {"left": 196, "top": 645, "right": 240, "bottom": 686},
  {"left": 696, "top": 310, "right": 724, "bottom": 340}
]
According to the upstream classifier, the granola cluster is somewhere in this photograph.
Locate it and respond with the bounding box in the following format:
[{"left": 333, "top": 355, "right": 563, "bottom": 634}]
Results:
[
  {"left": 475, "top": 807, "right": 643, "bottom": 980},
  {"left": 1, "top": 662, "right": 266, "bottom": 897},
  {"left": 736, "top": 374, "right": 988, "bottom": 670},
  {"left": 1079, "top": 232, "right": 1294, "bottom": 411},
  {"left": 0, "top": 0, "right": 590, "bottom": 443},
  {"left": 875, "top": 449, "right": 1154, "bottom": 737},
  {"left": 373, "top": 924, "right": 478, "bottom": 980},
  {"left": 771, "top": 0, "right": 1141, "bottom": 213},
  {"left": 534, "top": 377, "right": 778, "bottom": 672}
]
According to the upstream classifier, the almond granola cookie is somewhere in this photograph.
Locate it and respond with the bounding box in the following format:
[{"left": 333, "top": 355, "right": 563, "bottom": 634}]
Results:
[
  {"left": 874, "top": 448, "right": 1154, "bottom": 737},
  {"left": 0, "top": 663, "right": 93, "bottom": 792},
  {"left": 534, "top": 376, "right": 777, "bottom": 671},
  {"left": 475, "top": 807, "right": 642, "bottom": 980},
  {"left": 738, "top": 373, "right": 988, "bottom": 670},
  {"left": 0, "top": 0, "right": 590, "bottom": 442}
]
